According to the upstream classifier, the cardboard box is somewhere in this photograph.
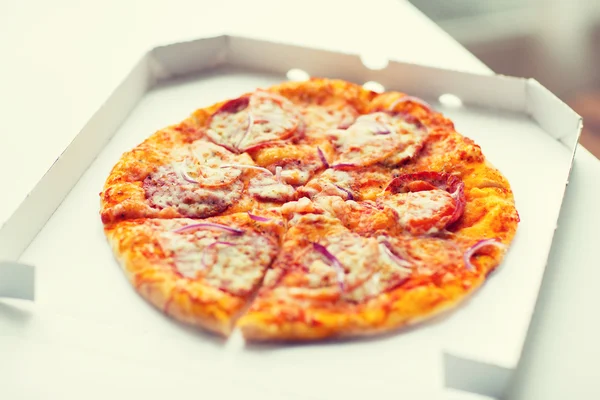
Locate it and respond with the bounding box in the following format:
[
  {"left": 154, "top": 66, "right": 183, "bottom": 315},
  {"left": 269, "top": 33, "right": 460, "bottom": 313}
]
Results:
[{"left": 0, "top": 35, "right": 581, "bottom": 399}]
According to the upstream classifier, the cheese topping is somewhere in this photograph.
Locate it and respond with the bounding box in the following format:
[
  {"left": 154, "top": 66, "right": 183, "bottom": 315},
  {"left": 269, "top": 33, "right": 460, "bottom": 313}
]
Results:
[
  {"left": 378, "top": 236, "right": 463, "bottom": 276},
  {"left": 301, "top": 103, "right": 358, "bottom": 132},
  {"left": 160, "top": 227, "right": 276, "bottom": 296},
  {"left": 251, "top": 144, "right": 326, "bottom": 185},
  {"left": 300, "top": 169, "right": 355, "bottom": 200},
  {"left": 378, "top": 189, "right": 455, "bottom": 234},
  {"left": 329, "top": 112, "right": 427, "bottom": 167},
  {"left": 248, "top": 174, "right": 296, "bottom": 202},
  {"left": 168, "top": 141, "right": 254, "bottom": 188},
  {"left": 143, "top": 165, "right": 243, "bottom": 218},
  {"left": 283, "top": 232, "right": 412, "bottom": 302},
  {"left": 206, "top": 91, "right": 301, "bottom": 152}
]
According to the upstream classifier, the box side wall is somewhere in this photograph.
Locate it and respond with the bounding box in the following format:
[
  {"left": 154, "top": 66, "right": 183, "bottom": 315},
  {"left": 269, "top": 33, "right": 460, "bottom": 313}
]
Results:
[
  {"left": 150, "top": 36, "right": 229, "bottom": 82},
  {"left": 226, "top": 35, "right": 528, "bottom": 112},
  {"left": 526, "top": 79, "right": 583, "bottom": 148},
  {"left": 0, "top": 55, "right": 153, "bottom": 262},
  {"left": 444, "top": 353, "right": 512, "bottom": 398}
]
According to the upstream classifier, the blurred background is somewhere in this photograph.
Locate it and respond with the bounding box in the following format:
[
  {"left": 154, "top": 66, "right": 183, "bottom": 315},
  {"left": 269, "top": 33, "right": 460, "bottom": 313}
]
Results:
[{"left": 409, "top": 0, "right": 600, "bottom": 158}]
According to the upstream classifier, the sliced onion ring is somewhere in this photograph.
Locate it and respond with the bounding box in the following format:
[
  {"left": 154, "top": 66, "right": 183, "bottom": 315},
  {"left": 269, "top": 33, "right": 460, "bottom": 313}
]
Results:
[
  {"left": 317, "top": 147, "right": 329, "bottom": 169},
  {"left": 463, "top": 239, "right": 506, "bottom": 271},
  {"left": 369, "top": 121, "right": 391, "bottom": 135},
  {"left": 334, "top": 184, "right": 354, "bottom": 201},
  {"left": 247, "top": 212, "right": 271, "bottom": 222},
  {"left": 220, "top": 164, "right": 272, "bottom": 175},
  {"left": 173, "top": 222, "right": 244, "bottom": 235},
  {"left": 275, "top": 166, "right": 282, "bottom": 183},
  {"left": 236, "top": 112, "right": 254, "bottom": 148},
  {"left": 173, "top": 163, "right": 199, "bottom": 184},
  {"left": 180, "top": 168, "right": 199, "bottom": 184},
  {"left": 380, "top": 240, "right": 412, "bottom": 270},
  {"left": 201, "top": 241, "right": 235, "bottom": 269},
  {"left": 331, "top": 163, "right": 355, "bottom": 169},
  {"left": 312, "top": 242, "right": 346, "bottom": 292},
  {"left": 389, "top": 95, "right": 432, "bottom": 112}
]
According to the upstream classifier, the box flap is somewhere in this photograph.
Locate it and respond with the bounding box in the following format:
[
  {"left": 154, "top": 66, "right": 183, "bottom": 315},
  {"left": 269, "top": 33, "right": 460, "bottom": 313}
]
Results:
[{"left": 150, "top": 36, "right": 229, "bottom": 82}]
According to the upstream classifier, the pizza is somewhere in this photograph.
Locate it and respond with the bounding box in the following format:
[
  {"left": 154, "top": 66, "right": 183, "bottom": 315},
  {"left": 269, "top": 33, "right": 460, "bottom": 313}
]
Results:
[{"left": 100, "top": 78, "right": 519, "bottom": 340}]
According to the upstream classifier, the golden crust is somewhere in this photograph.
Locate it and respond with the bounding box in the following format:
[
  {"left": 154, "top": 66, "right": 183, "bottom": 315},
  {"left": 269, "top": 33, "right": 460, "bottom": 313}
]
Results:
[
  {"left": 104, "top": 219, "right": 243, "bottom": 336},
  {"left": 238, "top": 274, "right": 485, "bottom": 341},
  {"left": 100, "top": 77, "right": 519, "bottom": 341},
  {"left": 104, "top": 212, "right": 284, "bottom": 336}
]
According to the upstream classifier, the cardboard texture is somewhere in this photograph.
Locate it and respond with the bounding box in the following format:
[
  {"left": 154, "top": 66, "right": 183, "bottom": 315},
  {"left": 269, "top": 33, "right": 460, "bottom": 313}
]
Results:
[{"left": 0, "top": 35, "right": 581, "bottom": 398}]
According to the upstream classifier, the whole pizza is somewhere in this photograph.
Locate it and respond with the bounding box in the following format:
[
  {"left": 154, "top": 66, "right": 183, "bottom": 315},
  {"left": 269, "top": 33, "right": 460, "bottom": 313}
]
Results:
[{"left": 100, "top": 78, "right": 519, "bottom": 341}]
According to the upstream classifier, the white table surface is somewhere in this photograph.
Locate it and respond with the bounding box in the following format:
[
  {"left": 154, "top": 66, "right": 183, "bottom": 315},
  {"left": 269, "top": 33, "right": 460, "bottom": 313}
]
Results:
[{"left": 1, "top": 0, "right": 600, "bottom": 399}]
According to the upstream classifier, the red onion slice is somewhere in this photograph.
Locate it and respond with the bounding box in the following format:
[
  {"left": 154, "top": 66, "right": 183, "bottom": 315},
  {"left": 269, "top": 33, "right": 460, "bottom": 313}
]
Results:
[
  {"left": 312, "top": 242, "right": 346, "bottom": 292},
  {"left": 317, "top": 147, "right": 329, "bottom": 169},
  {"left": 173, "top": 222, "right": 244, "bottom": 235},
  {"left": 389, "top": 95, "right": 432, "bottom": 112},
  {"left": 275, "top": 166, "right": 282, "bottom": 183},
  {"left": 217, "top": 96, "right": 250, "bottom": 114},
  {"left": 236, "top": 112, "right": 254, "bottom": 148},
  {"left": 380, "top": 241, "right": 412, "bottom": 270},
  {"left": 220, "top": 164, "right": 272, "bottom": 175},
  {"left": 173, "top": 163, "right": 199, "bottom": 184},
  {"left": 369, "top": 121, "right": 391, "bottom": 135},
  {"left": 201, "top": 241, "right": 235, "bottom": 269},
  {"left": 334, "top": 184, "right": 354, "bottom": 200},
  {"left": 463, "top": 239, "right": 506, "bottom": 271},
  {"left": 448, "top": 180, "right": 466, "bottom": 225},
  {"left": 180, "top": 169, "right": 198, "bottom": 184},
  {"left": 331, "top": 163, "right": 355, "bottom": 169},
  {"left": 247, "top": 212, "right": 271, "bottom": 222}
]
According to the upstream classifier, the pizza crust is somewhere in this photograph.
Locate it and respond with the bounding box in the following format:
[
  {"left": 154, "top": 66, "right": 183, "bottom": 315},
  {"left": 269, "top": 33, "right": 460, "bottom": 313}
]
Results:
[
  {"left": 104, "top": 213, "right": 284, "bottom": 336},
  {"left": 237, "top": 274, "right": 487, "bottom": 341}
]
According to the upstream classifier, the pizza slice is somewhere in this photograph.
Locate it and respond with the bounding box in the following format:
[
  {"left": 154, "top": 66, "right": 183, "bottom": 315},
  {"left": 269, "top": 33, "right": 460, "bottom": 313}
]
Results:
[
  {"left": 104, "top": 211, "right": 284, "bottom": 336},
  {"left": 236, "top": 198, "right": 509, "bottom": 341}
]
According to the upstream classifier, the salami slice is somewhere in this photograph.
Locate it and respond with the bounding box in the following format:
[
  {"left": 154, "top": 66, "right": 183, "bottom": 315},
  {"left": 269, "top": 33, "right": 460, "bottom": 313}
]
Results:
[
  {"left": 329, "top": 112, "right": 427, "bottom": 168},
  {"left": 377, "top": 172, "right": 466, "bottom": 234},
  {"left": 143, "top": 167, "right": 244, "bottom": 218},
  {"left": 206, "top": 91, "right": 301, "bottom": 152},
  {"left": 160, "top": 220, "right": 278, "bottom": 296}
]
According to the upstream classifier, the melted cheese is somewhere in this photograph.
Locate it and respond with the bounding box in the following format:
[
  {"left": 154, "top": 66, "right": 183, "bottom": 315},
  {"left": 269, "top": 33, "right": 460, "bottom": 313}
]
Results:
[
  {"left": 380, "top": 189, "right": 454, "bottom": 234},
  {"left": 248, "top": 175, "right": 296, "bottom": 202},
  {"left": 160, "top": 229, "right": 275, "bottom": 296},
  {"left": 207, "top": 92, "right": 300, "bottom": 152},
  {"left": 329, "top": 112, "right": 427, "bottom": 167},
  {"left": 302, "top": 169, "right": 355, "bottom": 200},
  {"left": 143, "top": 165, "right": 243, "bottom": 217},
  {"left": 282, "top": 232, "right": 413, "bottom": 303},
  {"left": 301, "top": 103, "right": 357, "bottom": 132}
]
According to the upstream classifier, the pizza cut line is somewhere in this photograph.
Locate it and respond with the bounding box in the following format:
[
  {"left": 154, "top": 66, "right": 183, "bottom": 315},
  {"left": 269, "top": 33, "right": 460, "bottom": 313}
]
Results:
[{"left": 100, "top": 78, "right": 519, "bottom": 341}]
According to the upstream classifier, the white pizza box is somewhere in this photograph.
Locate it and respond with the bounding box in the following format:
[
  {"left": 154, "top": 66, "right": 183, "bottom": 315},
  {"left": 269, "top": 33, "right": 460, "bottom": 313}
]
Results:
[{"left": 0, "top": 35, "right": 581, "bottom": 399}]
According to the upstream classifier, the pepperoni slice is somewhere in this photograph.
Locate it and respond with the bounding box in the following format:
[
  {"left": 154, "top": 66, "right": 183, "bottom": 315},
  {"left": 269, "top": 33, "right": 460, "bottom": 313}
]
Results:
[
  {"left": 206, "top": 91, "right": 301, "bottom": 153},
  {"left": 187, "top": 141, "right": 244, "bottom": 188},
  {"left": 328, "top": 111, "right": 427, "bottom": 169},
  {"left": 377, "top": 172, "right": 466, "bottom": 234},
  {"left": 143, "top": 167, "right": 244, "bottom": 218},
  {"left": 159, "top": 222, "right": 278, "bottom": 296}
]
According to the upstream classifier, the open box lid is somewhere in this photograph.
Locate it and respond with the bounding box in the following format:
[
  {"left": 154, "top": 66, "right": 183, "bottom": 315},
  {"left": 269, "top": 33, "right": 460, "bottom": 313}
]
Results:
[{"left": 0, "top": 35, "right": 582, "bottom": 398}]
